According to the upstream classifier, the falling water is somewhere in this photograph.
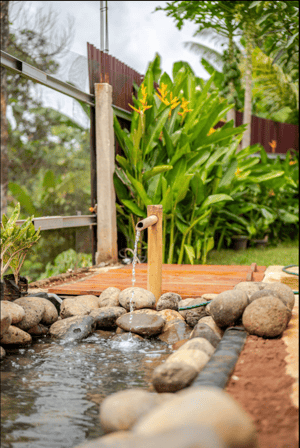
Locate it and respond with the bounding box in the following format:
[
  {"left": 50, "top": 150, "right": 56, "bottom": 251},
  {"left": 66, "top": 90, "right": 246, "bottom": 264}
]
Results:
[{"left": 131, "top": 229, "right": 141, "bottom": 290}]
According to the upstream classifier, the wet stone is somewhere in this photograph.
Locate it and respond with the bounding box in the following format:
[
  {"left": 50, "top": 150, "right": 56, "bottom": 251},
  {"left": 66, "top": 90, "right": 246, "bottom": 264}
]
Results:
[
  {"left": 49, "top": 315, "right": 96, "bottom": 341},
  {"left": 158, "top": 319, "right": 192, "bottom": 345},
  {"left": 14, "top": 298, "right": 45, "bottom": 331},
  {"left": 157, "top": 309, "right": 184, "bottom": 323},
  {"left": 116, "top": 312, "right": 165, "bottom": 337},
  {"left": 98, "top": 287, "right": 121, "bottom": 308},
  {"left": 156, "top": 292, "right": 182, "bottom": 311},
  {"left": 90, "top": 306, "right": 126, "bottom": 329},
  {"left": 0, "top": 325, "right": 32, "bottom": 345},
  {"left": 118, "top": 287, "right": 156, "bottom": 311},
  {"left": 27, "top": 323, "right": 49, "bottom": 337},
  {"left": 1, "top": 301, "right": 25, "bottom": 325},
  {"left": 111, "top": 333, "right": 144, "bottom": 342}
]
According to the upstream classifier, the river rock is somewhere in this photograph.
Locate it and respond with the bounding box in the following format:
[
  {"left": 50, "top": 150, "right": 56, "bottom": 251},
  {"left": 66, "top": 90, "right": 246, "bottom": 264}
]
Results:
[
  {"left": 184, "top": 303, "right": 208, "bottom": 327},
  {"left": 90, "top": 307, "right": 126, "bottom": 329},
  {"left": 234, "top": 281, "right": 265, "bottom": 299},
  {"left": 60, "top": 295, "right": 99, "bottom": 319},
  {"left": 0, "top": 308, "right": 12, "bottom": 337},
  {"left": 158, "top": 319, "right": 192, "bottom": 345},
  {"left": 165, "top": 349, "right": 209, "bottom": 373},
  {"left": 14, "top": 298, "right": 45, "bottom": 331},
  {"left": 75, "top": 425, "right": 225, "bottom": 448},
  {"left": 190, "top": 322, "right": 221, "bottom": 348},
  {"left": 156, "top": 292, "right": 181, "bottom": 311},
  {"left": 261, "top": 282, "right": 295, "bottom": 311},
  {"left": 98, "top": 287, "right": 121, "bottom": 308},
  {"left": 177, "top": 337, "right": 215, "bottom": 357},
  {"left": 242, "top": 297, "right": 290, "bottom": 338},
  {"left": 172, "top": 339, "right": 189, "bottom": 350},
  {"left": 99, "top": 389, "right": 160, "bottom": 433},
  {"left": 201, "top": 293, "right": 218, "bottom": 301},
  {"left": 116, "top": 312, "right": 165, "bottom": 336},
  {"left": 27, "top": 323, "right": 49, "bottom": 336},
  {"left": 25, "top": 292, "right": 62, "bottom": 313},
  {"left": 0, "top": 346, "right": 6, "bottom": 359},
  {"left": 152, "top": 361, "right": 198, "bottom": 393},
  {"left": 25, "top": 296, "right": 58, "bottom": 325},
  {"left": 118, "top": 287, "right": 156, "bottom": 311},
  {"left": 209, "top": 290, "right": 248, "bottom": 328},
  {"left": 247, "top": 289, "right": 293, "bottom": 323},
  {"left": 157, "top": 309, "right": 184, "bottom": 323},
  {"left": 133, "top": 386, "right": 258, "bottom": 448},
  {"left": 198, "top": 316, "right": 224, "bottom": 338},
  {"left": 1, "top": 325, "right": 32, "bottom": 345},
  {"left": 49, "top": 315, "right": 96, "bottom": 341},
  {"left": 1, "top": 301, "right": 25, "bottom": 324}
]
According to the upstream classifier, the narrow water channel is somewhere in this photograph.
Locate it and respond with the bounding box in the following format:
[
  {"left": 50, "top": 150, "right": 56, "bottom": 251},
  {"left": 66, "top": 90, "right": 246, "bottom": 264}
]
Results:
[{"left": 1, "top": 332, "right": 172, "bottom": 448}]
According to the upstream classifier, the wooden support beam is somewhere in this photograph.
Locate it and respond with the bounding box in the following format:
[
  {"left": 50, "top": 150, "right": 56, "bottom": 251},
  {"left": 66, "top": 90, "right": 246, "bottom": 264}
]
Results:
[{"left": 147, "top": 205, "right": 163, "bottom": 303}]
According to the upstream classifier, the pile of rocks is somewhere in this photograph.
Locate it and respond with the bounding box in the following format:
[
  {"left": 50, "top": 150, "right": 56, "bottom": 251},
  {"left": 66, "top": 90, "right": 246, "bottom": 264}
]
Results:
[{"left": 0, "top": 280, "right": 295, "bottom": 447}]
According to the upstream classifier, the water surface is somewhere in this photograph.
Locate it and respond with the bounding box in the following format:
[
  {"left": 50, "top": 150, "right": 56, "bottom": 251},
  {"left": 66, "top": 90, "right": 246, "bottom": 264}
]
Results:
[{"left": 1, "top": 332, "right": 172, "bottom": 448}]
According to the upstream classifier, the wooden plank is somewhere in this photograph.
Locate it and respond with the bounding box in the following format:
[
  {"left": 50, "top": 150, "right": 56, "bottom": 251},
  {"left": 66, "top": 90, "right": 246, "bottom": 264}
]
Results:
[{"left": 49, "top": 264, "right": 267, "bottom": 299}]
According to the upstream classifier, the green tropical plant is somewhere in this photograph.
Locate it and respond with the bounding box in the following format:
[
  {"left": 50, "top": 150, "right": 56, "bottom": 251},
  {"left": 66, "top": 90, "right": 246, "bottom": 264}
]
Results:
[
  {"left": 1, "top": 202, "right": 41, "bottom": 282},
  {"left": 39, "top": 248, "right": 92, "bottom": 279},
  {"left": 114, "top": 54, "right": 247, "bottom": 264}
]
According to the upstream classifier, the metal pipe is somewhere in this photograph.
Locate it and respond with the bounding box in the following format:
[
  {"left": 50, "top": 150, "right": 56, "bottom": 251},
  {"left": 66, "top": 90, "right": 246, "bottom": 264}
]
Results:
[{"left": 136, "top": 215, "right": 158, "bottom": 231}]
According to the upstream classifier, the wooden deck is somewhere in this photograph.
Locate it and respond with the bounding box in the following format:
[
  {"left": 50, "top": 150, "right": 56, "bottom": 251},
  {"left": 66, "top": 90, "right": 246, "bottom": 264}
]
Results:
[{"left": 49, "top": 264, "right": 266, "bottom": 299}]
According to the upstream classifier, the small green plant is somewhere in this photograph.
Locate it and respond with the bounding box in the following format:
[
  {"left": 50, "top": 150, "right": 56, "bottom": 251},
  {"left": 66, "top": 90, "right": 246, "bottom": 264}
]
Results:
[
  {"left": 39, "top": 248, "right": 92, "bottom": 279},
  {"left": 1, "top": 202, "right": 41, "bottom": 282}
]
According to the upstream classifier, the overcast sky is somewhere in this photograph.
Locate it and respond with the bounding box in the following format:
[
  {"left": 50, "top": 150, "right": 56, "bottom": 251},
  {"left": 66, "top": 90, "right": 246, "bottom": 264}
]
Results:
[{"left": 9, "top": 1, "right": 213, "bottom": 127}]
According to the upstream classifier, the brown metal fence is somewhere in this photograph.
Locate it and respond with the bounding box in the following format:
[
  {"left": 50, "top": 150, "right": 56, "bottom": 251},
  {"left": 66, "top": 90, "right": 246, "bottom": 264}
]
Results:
[
  {"left": 235, "top": 111, "right": 299, "bottom": 155},
  {"left": 87, "top": 43, "right": 143, "bottom": 112}
]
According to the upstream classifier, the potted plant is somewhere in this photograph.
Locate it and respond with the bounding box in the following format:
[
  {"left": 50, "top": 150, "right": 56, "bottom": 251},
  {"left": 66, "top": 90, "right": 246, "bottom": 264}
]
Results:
[{"left": 1, "top": 203, "right": 41, "bottom": 300}]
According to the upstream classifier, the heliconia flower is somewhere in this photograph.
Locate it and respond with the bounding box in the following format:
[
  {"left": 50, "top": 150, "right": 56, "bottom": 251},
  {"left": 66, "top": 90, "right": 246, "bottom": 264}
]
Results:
[
  {"left": 289, "top": 160, "right": 296, "bottom": 165},
  {"left": 235, "top": 168, "right": 242, "bottom": 177},
  {"left": 269, "top": 140, "right": 277, "bottom": 153},
  {"left": 129, "top": 104, "right": 142, "bottom": 114}
]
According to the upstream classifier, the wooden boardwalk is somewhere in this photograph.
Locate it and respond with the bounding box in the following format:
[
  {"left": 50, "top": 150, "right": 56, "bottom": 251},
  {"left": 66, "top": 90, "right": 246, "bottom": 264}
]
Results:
[{"left": 49, "top": 264, "right": 266, "bottom": 299}]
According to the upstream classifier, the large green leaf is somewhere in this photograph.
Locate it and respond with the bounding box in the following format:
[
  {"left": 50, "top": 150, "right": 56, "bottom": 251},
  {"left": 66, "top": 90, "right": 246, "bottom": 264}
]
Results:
[
  {"left": 201, "top": 194, "right": 233, "bottom": 210},
  {"left": 184, "top": 244, "right": 195, "bottom": 265},
  {"left": 217, "top": 160, "right": 238, "bottom": 190},
  {"left": 249, "top": 171, "right": 284, "bottom": 183},
  {"left": 126, "top": 172, "right": 152, "bottom": 207},
  {"left": 144, "top": 108, "right": 170, "bottom": 155},
  {"left": 121, "top": 199, "right": 146, "bottom": 218},
  {"left": 142, "top": 165, "right": 173, "bottom": 182}
]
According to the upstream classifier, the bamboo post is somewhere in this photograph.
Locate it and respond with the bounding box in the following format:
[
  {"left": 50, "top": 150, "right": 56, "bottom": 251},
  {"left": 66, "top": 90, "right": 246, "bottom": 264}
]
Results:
[{"left": 146, "top": 205, "right": 163, "bottom": 303}]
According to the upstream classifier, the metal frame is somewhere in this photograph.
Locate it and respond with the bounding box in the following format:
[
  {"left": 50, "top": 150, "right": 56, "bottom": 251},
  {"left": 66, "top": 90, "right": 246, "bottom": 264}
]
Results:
[
  {"left": 15, "top": 215, "right": 96, "bottom": 231},
  {"left": 1, "top": 51, "right": 132, "bottom": 120}
]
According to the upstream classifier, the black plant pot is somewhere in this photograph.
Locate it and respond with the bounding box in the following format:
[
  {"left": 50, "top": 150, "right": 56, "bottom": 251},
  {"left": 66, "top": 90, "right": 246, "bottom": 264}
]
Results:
[
  {"left": 232, "top": 236, "right": 249, "bottom": 251},
  {"left": 1, "top": 274, "right": 28, "bottom": 301}
]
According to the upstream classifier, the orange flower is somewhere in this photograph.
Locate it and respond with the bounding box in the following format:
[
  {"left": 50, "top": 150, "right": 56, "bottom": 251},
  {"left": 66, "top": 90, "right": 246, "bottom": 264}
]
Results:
[
  {"left": 235, "top": 168, "right": 242, "bottom": 177},
  {"left": 268, "top": 189, "right": 275, "bottom": 196},
  {"left": 128, "top": 83, "right": 152, "bottom": 114},
  {"left": 289, "top": 160, "right": 297, "bottom": 165},
  {"left": 269, "top": 140, "right": 277, "bottom": 153}
]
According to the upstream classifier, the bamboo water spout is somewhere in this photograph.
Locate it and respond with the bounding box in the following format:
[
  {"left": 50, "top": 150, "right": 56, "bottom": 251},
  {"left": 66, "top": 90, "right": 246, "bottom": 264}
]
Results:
[{"left": 136, "top": 205, "right": 163, "bottom": 304}]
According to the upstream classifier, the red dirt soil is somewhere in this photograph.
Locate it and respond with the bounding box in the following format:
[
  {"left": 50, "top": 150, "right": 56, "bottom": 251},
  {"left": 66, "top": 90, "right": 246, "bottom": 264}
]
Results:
[{"left": 226, "top": 335, "right": 299, "bottom": 448}]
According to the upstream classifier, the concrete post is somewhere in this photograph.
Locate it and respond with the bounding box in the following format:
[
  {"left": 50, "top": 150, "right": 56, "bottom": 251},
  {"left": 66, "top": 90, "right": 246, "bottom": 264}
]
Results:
[{"left": 95, "top": 83, "right": 118, "bottom": 264}]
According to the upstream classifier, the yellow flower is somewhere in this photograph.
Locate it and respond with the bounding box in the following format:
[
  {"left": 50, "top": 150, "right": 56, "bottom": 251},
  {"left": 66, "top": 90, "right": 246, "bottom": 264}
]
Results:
[
  {"left": 268, "top": 189, "right": 275, "bottom": 196},
  {"left": 235, "top": 168, "right": 242, "bottom": 177},
  {"left": 178, "top": 97, "right": 193, "bottom": 118},
  {"left": 289, "top": 160, "right": 297, "bottom": 165},
  {"left": 207, "top": 128, "right": 216, "bottom": 136},
  {"left": 128, "top": 83, "right": 152, "bottom": 114}
]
